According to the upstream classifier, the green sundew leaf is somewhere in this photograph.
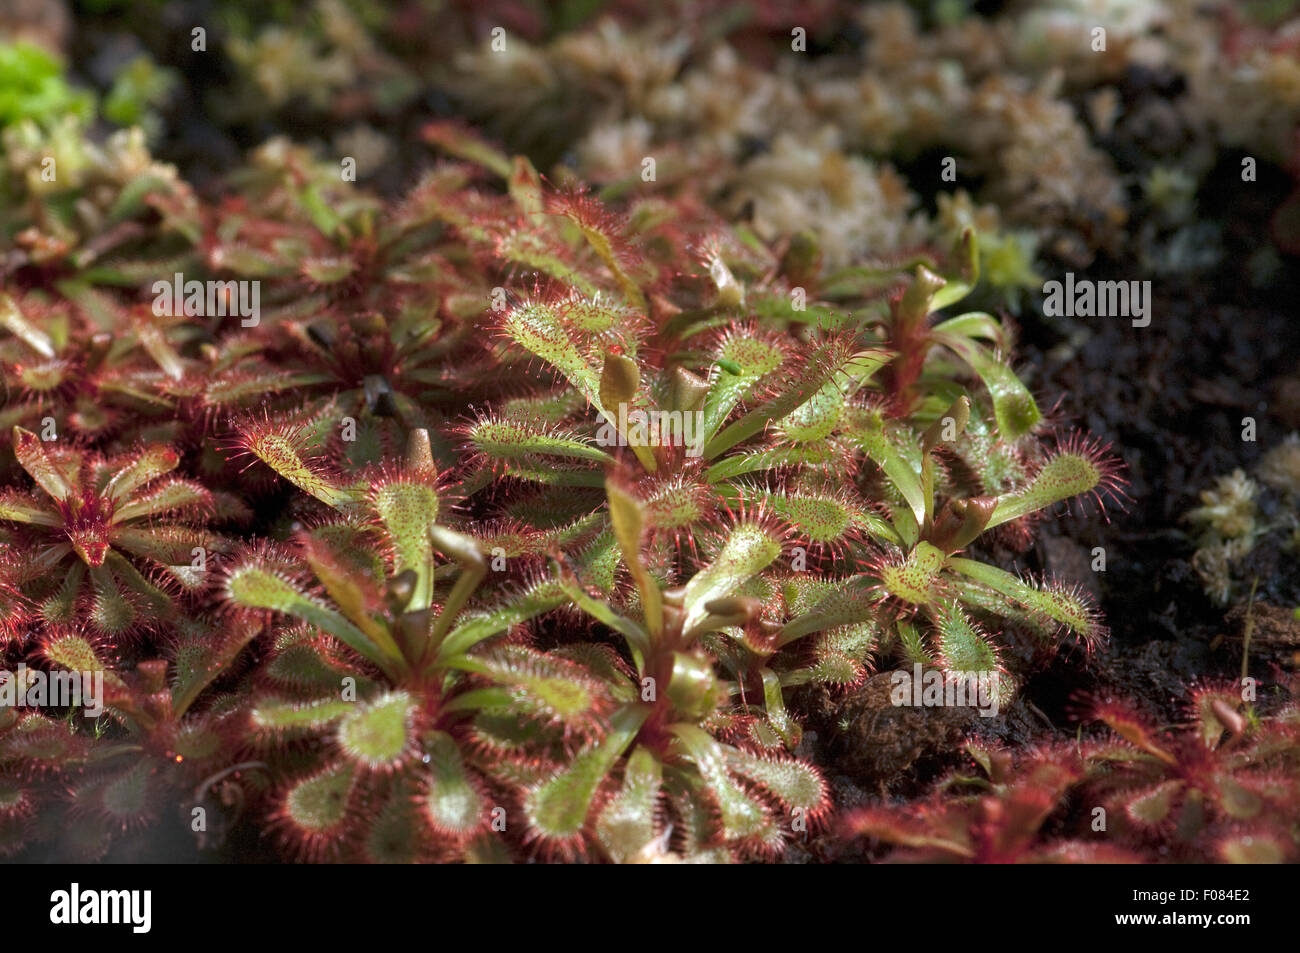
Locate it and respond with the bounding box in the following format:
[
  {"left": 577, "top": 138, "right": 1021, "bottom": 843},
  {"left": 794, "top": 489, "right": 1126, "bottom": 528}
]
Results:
[
  {"left": 297, "top": 536, "right": 401, "bottom": 660},
  {"left": 38, "top": 560, "right": 82, "bottom": 625},
  {"left": 551, "top": 510, "right": 607, "bottom": 549},
  {"left": 820, "top": 255, "right": 937, "bottom": 300},
  {"left": 499, "top": 233, "right": 602, "bottom": 297},
  {"left": 929, "top": 230, "right": 979, "bottom": 311},
  {"left": 365, "top": 789, "right": 422, "bottom": 863},
  {"left": 1219, "top": 835, "right": 1285, "bottom": 864},
  {"left": 0, "top": 294, "right": 55, "bottom": 358},
  {"left": 436, "top": 579, "right": 567, "bottom": 660},
  {"left": 561, "top": 294, "right": 632, "bottom": 336},
  {"left": 777, "top": 574, "right": 883, "bottom": 647},
  {"left": 501, "top": 302, "right": 603, "bottom": 405},
  {"left": 705, "top": 344, "right": 881, "bottom": 461},
  {"left": 635, "top": 482, "right": 705, "bottom": 539},
  {"left": 99, "top": 761, "right": 154, "bottom": 824},
  {"left": 0, "top": 492, "right": 58, "bottom": 525},
  {"left": 422, "top": 121, "right": 513, "bottom": 179},
  {"left": 487, "top": 459, "right": 607, "bottom": 486},
  {"left": 525, "top": 704, "right": 649, "bottom": 841},
  {"left": 0, "top": 719, "right": 83, "bottom": 767},
  {"left": 777, "top": 383, "right": 846, "bottom": 443},
  {"left": 806, "top": 652, "right": 864, "bottom": 687},
  {"left": 945, "top": 558, "right": 1100, "bottom": 642},
  {"left": 551, "top": 643, "right": 638, "bottom": 704},
  {"left": 607, "top": 479, "right": 663, "bottom": 639},
  {"left": 933, "top": 331, "right": 1040, "bottom": 440},
  {"left": 370, "top": 477, "right": 439, "bottom": 608},
  {"left": 41, "top": 633, "right": 127, "bottom": 693},
  {"left": 301, "top": 257, "right": 357, "bottom": 285},
  {"left": 700, "top": 333, "right": 785, "bottom": 445},
  {"left": 932, "top": 311, "right": 1008, "bottom": 350},
  {"left": 704, "top": 441, "right": 845, "bottom": 484},
  {"left": 211, "top": 244, "right": 297, "bottom": 277},
  {"left": 110, "top": 527, "right": 213, "bottom": 574},
  {"left": 1128, "top": 780, "right": 1180, "bottom": 824},
  {"left": 568, "top": 220, "right": 646, "bottom": 312},
  {"left": 225, "top": 563, "right": 399, "bottom": 672},
  {"left": 238, "top": 425, "right": 362, "bottom": 510},
  {"left": 111, "top": 480, "right": 210, "bottom": 524},
  {"left": 986, "top": 451, "right": 1104, "bottom": 528},
  {"left": 11, "top": 427, "right": 78, "bottom": 501},
  {"left": 423, "top": 731, "right": 486, "bottom": 837},
  {"left": 878, "top": 541, "right": 946, "bottom": 606},
  {"left": 843, "top": 410, "right": 928, "bottom": 526},
  {"left": 1215, "top": 777, "right": 1262, "bottom": 820},
  {"left": 206, "top": 371, "right": 333, "bottom": 405},
  {"left": 932, "top": 601, "right": 998, "bottom": 676},
  {"left": 285, "top": 762, "right": 354, "bottom": 836},
  {"left": 89, "top": 564, "right": 141, "bottom": 634},
  {"left": 133, "top": 320, "right": 186, "bottom": 381},
  {"left": 252, "top": 697, "right": 355, "bottom": 733},
  {"left": 338, "top": 691, "right": 414, "bottom": 769},
  {"left": 298, "top": 183, "right": 342, "bottom": 238},
  {"left": 467, "top": 415, "right": 614, "bottom": 465},
  {"left": 170, "top": 621, "right": 257, "bottom": 717},
  {"left": 447, "top": 646, "right": 602, "bottom": 726},
  {"left": 741, "top": 488, "right": 866, "bottom": 545},
  {"left": 759, "top": 667, "right": 799, "bottom": 748},
  {"left": 896, "top": 621, "right": 932, "bottom": 665},
  {"left": 682, "top": 522, "right": 782, "bottom": 632},
  {"left": 669, "top": 724, "right": 768, "bottom": 840},
  {"left": 470, "top": 711, "right": 550, "bottom": 756},
  {"left": 725, "top": 747, "right": 826, "bottom": 814},
  {"left": 500, "top": 388, "right": 587, "bottom": 424},
  {"left": 263, "top": 642, "right": 354, "bottom": 692},
  {"left": 747, "top": 291, "right": 847, "bottom": 328},
  {"left": 595, "top": 745, "right": 663, "bottom": 863}
]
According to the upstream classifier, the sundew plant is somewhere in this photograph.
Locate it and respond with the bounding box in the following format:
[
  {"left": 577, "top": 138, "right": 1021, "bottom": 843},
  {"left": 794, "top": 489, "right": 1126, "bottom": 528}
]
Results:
[{"left": 1, "top": 0, "right": 1297, "bottom": 869}]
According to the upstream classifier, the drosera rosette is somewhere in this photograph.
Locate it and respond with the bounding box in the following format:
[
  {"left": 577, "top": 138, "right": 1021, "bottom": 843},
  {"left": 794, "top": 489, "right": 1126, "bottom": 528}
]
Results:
[
  {"left": 1077, "top": 686, "right": 1300, "bottom": 863},
  {"left": 759, "top": 395, "right": 1125, "bottom": 716},
  {"left": 0, "top": 425, "right": 225, "bottom": 639},
  {"left": 0, "top": 618, "right": 258, "bottom": 861},
  {"left": 526, "top": 475, "right": 830, "bottom": 863},
  {"left": 221, "top": 430, "right": 616, "bottom": 862},
  {"left": 0, "top": 292, "right": 190, "bottom": 456}
]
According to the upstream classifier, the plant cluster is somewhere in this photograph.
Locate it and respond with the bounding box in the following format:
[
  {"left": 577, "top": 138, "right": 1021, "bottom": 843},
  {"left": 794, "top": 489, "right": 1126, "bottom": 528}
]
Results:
[
  {"left": 5, "top": 0, "right": 1297, "bottom": 866},
  {"left": 0, "top": 110, "right": 1129, "bottom": 861}
]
